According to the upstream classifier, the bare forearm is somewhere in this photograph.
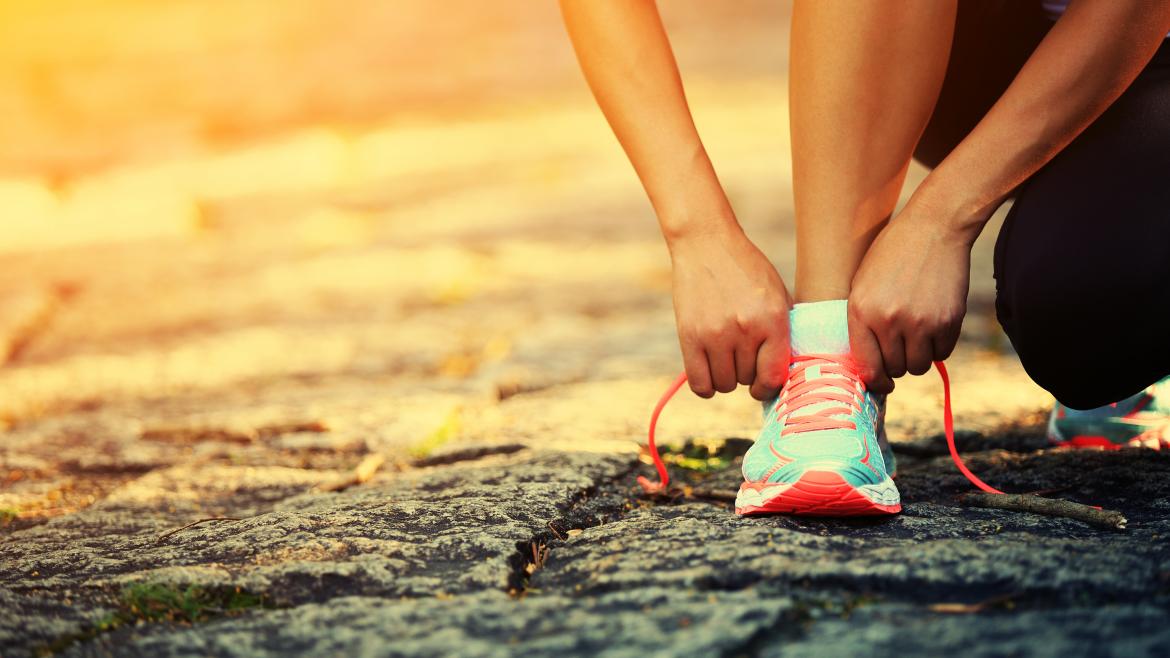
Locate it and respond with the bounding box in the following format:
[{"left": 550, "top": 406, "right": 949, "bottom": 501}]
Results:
[
  {"left": 559, "top": 0, "right": 738, "bottom": 245},
  {"left": 919, "top": 0, "right": 1170, "bottom": 238}
]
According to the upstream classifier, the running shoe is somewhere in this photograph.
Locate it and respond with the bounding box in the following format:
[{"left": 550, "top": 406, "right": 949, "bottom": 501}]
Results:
[
  {"left": 638, "top": 345, "right": 1005, "bottom": 515},
  {"left": 638, "top": 358, "right": 999, "bottom": 515},
  {"left": 1048, "top": 376, "right": 1170, "bottom": 450},
  {"left": 734, "top": 353, "right": 900, "bottom": 516}
]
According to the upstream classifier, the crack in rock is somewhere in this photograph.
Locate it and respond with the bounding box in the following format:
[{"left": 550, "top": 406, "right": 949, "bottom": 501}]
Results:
[{"left": 506, "top": 460, "right": 639, "bottom": 596}]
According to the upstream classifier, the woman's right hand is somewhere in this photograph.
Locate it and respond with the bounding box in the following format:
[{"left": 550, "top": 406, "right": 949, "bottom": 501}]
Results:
[
  {"left": 561, "top": 0, "right": 791, "bottom": 399},
  {"left": 668, "top": 227, "right": 792, "bottom": 401}
]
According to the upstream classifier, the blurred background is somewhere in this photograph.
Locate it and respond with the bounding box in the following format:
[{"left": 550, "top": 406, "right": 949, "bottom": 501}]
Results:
[
  {"left": 0, "top": 0, "right": 796, "bottom": 417},
  {"left": 0, "top": 1, "right": 787, "bottom": 249},
  {"left": 0, "top": 1, "right": 1041, "bottom": 523}
]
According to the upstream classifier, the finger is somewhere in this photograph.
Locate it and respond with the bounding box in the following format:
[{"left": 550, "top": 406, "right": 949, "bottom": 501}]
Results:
[
  {"left": 707, "top": 345, "right": 738, "bottom": 394},
  {"left": 931, "top": 322, "right": 962, "bottom": 363},
  {"left": 682, "top": 341, "right": 714, "bottom": 398},
  {"left": 905, "top": 332, "right": 934, "bottom": 376},
  {"left": 735, "top": 334, "right": 762, "bottom": 386},
  {"left": 879, "top": 331, "right": 908, "bottom": 380},
  {"left": 848, "top": 310, "right": 894, "bottom": 394},
  {"left": 750, "top": 335, "right": 790, "bottom": 401}
]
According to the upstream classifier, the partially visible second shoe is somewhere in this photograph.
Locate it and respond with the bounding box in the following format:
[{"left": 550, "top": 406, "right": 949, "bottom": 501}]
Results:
[{"left": 1047, "top": 376, "right": 1170, "bottom": 450}]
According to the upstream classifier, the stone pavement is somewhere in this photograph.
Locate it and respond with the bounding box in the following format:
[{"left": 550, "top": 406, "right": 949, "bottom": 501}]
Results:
[{"left": 3, "top": 2, "right": 1170, "bottom": 656}]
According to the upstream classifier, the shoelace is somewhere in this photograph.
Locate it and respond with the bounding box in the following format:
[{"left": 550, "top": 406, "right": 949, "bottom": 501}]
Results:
[
  {"left": 637, "top": 359, "right": 1006, "bottom": 497},
  {"left": 775, "top": 355, "right": 863, "bottom": 435}
]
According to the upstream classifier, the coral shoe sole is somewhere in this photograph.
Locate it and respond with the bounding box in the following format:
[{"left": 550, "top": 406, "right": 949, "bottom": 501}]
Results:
[{"left": 735, "top": 470, "right": 901, "bottom": 516}]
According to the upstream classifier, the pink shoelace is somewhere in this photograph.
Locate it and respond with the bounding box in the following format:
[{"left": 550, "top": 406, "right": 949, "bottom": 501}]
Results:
[{"left": 636, "top": 358, "right": 1006, "bottom": 497}]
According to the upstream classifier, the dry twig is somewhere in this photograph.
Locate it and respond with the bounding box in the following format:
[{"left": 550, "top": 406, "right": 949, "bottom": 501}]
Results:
[
  {"left": 960, "top": 493, "right": 1127, "bottom": 531},
  {"left": 546, "top": 520, "right": 566, "bottom": 541},
  {"left": 156, "top": 517, "right": 242, "bottom": 543}
]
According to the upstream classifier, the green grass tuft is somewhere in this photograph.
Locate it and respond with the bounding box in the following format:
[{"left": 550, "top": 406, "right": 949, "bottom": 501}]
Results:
[
  {"left": 662, "top": 438, "right": 737, "bottom": 473},
  {"left": 117, "top": 582, "right": 267, "bottom": 623}
]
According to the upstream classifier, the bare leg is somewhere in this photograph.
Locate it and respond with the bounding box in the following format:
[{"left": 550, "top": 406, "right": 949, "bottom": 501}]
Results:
[{"left": 791, "top": 0, "right": 957, "bottom": 302}]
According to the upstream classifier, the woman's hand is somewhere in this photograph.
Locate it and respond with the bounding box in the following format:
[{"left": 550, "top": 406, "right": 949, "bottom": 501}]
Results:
[
  {"left": 842, "top": 0, "right": 1170, "bottom": 397},
  {"left": 847, "top": 198, "right": 980, "bottom": 394},
  {"left": 669, "top": 226, "right": 792, "bottom": 401},
  {"left": 561, "top": 0, "right": 790, "bottom": 398}
]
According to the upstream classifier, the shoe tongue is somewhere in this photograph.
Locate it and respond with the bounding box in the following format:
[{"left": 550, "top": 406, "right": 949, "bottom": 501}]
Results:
[
  {"left": 799, "top": 362, "right": 829, "bottom": 382},
  {"left": 783, "top": 301, "right": 857, "bottom": 422},
  {"left": 789, "top": 300, "right": 850, "bottom": 356}
]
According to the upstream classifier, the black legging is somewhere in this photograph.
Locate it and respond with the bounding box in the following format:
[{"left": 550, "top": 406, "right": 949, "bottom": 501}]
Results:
[{"left": 915, "top": 1, "right": 1170, "bottom": 410}]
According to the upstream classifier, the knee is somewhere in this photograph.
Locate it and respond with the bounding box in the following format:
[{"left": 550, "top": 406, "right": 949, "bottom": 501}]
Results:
[
  {"left": 1000, "top": 267, "right": 1160, "bottom": 410},
  {"left": 998, "top": 267, "right": 1113, "bottom": 409},
  {"left": 1010, "top": 331, "right": 1129, "bottom": 410}
]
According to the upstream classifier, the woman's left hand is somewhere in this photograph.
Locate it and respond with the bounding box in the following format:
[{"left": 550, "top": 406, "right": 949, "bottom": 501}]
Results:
[{"left": 847, "top": 199, "right": 980, "bottom": 394}]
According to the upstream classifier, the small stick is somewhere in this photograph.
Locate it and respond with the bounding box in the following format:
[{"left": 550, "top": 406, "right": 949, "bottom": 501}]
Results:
[
  {"left": 546, "top": 520, "right": 566, "bottom": 541},
  {"left": 156, "top": 517, "right": 242, "bottom": 543},
  {"left": 960, "top": 493, "right": 1127, "bottom": 531}
]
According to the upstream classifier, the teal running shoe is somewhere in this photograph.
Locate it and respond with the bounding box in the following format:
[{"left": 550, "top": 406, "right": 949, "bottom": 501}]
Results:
[
  {"left": 735, "top": 353, "right": 900, "bottom": 516},
  {"left": 1048, "top": 376, "right": 1170, "bottom": 450}
]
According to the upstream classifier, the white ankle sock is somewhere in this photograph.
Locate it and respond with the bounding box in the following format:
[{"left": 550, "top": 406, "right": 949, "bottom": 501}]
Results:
[{"left": 789, "top": 299, "right": 850, "bottom": 356}]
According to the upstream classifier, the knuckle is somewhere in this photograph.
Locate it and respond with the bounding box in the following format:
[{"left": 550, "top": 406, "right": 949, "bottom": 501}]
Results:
[
  {"left": 847, "top": 304, "right": 864, "bottom": 323},
  {"left": 734, "top": 314, "right": 754, "bottom": 333},
  {"left": 764, "top": 306, "right": 789, "bottom": 327},
  {"left": 850, "top": 300, "right": 873, "bottom": 319},
  {"left": 937, "top": 340, "right": 957, "bottom": 360},
  {"left": 705, "top": 320, "right": 732, "bottom": 339}
]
